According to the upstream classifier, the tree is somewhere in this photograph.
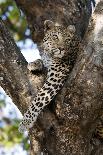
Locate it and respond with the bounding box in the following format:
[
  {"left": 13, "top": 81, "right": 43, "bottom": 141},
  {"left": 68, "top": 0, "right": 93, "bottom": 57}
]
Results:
[{"left": 0, "top": 0, "right": 103, "bottom": 154}]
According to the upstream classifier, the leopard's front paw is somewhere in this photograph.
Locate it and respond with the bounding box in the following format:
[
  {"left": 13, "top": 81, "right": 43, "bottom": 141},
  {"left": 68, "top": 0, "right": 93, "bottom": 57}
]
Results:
[
  {"left": 18, "top": 122, "right": 28, "bottom": 133},
  {"left": 18, "top": 118, "right": 34, "bottom": 133},
  {"left": 27, "top": 59, "right": 43, "bottom": 72}
]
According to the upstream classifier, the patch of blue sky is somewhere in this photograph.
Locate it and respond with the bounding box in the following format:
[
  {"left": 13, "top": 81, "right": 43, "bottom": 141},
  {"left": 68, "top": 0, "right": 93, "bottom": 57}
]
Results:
[
  {"left": 0, "top": 144, "right": 28, "bottom": 155},
  {"left": 17, "top": 39, "right": 41, "bottom": 62},
  {"left": 0, "top": 87, "right": 23, "bottom": 120}
]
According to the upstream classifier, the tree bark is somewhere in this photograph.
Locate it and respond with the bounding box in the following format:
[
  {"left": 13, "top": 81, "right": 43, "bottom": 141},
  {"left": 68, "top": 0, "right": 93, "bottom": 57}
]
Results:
[
  {"left": 14, "top": 0, "right": 94, "bottom": 41},
  {"left": 0, "top": 0, "right": 103, "bottom": 155}
]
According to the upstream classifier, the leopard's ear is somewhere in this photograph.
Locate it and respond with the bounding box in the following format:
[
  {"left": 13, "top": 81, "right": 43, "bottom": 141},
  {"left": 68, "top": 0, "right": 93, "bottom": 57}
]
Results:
[
  {"left": 67, "top": 25, "right": 76, "bottom": 34},
  {"left": 44, "top": 20, "right": 54, "bottom": 32}
]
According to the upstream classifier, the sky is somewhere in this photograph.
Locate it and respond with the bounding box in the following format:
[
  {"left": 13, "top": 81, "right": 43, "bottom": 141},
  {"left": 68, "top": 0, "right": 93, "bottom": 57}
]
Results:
[{"left": 17, "top": 39, "right": 41, "bottom": 62}]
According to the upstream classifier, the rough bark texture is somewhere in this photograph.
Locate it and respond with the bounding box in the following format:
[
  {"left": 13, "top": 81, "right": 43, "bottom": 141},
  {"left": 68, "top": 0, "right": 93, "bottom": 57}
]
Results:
[
  {"left": 0, "top": 0, "right": 103, "bottom": 155},
  {"left": 15, "top": 0, "right": 94, "bottom": 41}
]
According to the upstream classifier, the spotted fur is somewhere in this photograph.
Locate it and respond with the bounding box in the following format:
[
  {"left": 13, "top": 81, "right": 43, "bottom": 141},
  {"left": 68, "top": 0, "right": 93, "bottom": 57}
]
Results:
[{"left": 19, "top": 21, "right": 80, "bottom": 132}]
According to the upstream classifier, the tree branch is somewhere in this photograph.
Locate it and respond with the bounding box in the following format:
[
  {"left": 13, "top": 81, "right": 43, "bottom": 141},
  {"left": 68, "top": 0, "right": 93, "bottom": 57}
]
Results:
[
  {"left": 0, "top": 20, "right": 44, "bottom": 113},
  {"left": 15, "top": 0, "right": 93, "bottom": 42}
]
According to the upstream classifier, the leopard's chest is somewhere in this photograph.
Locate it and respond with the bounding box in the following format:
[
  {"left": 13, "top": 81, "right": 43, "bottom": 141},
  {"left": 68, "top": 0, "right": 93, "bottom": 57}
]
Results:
[{"left": 41, "top": 52, "right": 52, "bottom": 68}]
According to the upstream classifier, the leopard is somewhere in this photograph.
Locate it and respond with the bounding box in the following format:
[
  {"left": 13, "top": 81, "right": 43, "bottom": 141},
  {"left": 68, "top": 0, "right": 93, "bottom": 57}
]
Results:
[{"left": 19, "top": 20, "right": 80, "bottom": 133}]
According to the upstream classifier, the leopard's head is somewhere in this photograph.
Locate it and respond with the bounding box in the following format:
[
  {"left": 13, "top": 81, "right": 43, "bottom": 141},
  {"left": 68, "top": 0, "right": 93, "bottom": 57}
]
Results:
[{"left": 42, "top": 20, "right": 76, "bottom": 59}]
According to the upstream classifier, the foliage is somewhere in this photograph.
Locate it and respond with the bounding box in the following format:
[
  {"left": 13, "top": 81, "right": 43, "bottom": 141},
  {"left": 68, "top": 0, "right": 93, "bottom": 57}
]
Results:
[
  {"left": 0, "top": 0, "right": 29, "bottom": 41},
  {"left": 0, "top": 121, "right": 29, "bottom": 150},
  {"left": 0, "top": 99, "right": 6, "bottom": 107},
  {"left": 0, "top": 93, "right": 30, "bottom": 150}
]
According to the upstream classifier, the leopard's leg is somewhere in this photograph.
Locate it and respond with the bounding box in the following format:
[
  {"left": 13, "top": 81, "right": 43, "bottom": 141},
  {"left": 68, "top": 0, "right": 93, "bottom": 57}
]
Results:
[{"left": 19, "top": 62, "right": 69, "bottom": 133}]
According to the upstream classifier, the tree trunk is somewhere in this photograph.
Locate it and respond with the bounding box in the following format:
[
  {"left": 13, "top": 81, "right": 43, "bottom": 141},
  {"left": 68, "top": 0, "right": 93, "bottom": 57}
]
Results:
[{"left": 0, "top": 0, "right": 103, "bottom": 154}]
